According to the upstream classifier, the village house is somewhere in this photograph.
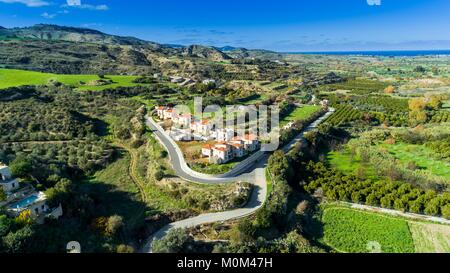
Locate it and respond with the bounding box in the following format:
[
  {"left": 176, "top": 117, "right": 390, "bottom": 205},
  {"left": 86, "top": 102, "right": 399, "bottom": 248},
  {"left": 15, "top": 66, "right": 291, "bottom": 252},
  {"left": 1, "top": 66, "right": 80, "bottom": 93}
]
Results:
[
  {"left": 0, "top": 164, "right": 19, "bottom": 193},
  {"left": 211, "top": 143, "right": 233, "bottom": 164},
  {"left": 173, "top": 113, "right": 192, "bottom": 128},
  {"left": 232, "top": 134, "right": 260, "bottom": 152},
  {"left": 169, "top": 76, "right": 185, "bottom": 83},
  {"left": 320, "top": 99, "right": 330, "bottom": 109},
  {"left": 190, "top": 119, "right": 214, "bottom": 136},
  {"left": 0, "top": 164, "right": 63, "bottom": 224},
  {"left": 216, "top": 128, "right": 235, "bottom": 142},
  {"left": 202, "top": 79, "right": 216, "bottom": 85}
]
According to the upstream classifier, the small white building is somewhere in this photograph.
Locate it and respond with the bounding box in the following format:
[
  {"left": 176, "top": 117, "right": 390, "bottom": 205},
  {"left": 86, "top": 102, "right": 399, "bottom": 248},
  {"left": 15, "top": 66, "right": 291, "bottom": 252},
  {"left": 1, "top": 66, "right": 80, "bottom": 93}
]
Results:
[
  {"left": 202, "top": 79, "right": 216, "bottom": 85},
  {"left": 233, "top": 134, "right": 260, "bottom": 152},
  {"left": 170, "top": 76, "right": 185, "bottom": 83},
  {"left": 173, "top": 113, "right": 192, "bottom": 128},
  {"left": 216, "top": 128, "right": 235, "bottom": 142},
  {"left": 0, "top": 164, "right": 20, "bottom": 193},
  {"left": 212, "top": 143, "right": 233, "bottom": 164},
  {"left": 169, "top": 129, "right": 192, "bottom": 142},
  {"left": 320, "top": 99, "right": 330, "bottom": 108},
  {"left": 190, "top": 119, "right": 213, "bottom": 136}
]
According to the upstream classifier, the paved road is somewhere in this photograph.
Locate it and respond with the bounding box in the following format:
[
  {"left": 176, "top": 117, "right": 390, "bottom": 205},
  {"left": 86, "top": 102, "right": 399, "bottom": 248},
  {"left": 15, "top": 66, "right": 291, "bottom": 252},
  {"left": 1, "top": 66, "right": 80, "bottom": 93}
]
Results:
[{"left": 142, "top": 109, "right": 334, "bottom": 253}]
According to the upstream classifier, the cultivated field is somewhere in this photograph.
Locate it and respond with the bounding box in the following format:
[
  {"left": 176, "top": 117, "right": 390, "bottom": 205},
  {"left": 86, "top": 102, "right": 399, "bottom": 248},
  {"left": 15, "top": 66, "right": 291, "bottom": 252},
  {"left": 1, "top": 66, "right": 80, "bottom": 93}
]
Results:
[
  {"left": 321, "top": 206, "right": 415, "bottom": 253},
  {"left": 0, "top": 68, "right": 144, "bottom": 91}
]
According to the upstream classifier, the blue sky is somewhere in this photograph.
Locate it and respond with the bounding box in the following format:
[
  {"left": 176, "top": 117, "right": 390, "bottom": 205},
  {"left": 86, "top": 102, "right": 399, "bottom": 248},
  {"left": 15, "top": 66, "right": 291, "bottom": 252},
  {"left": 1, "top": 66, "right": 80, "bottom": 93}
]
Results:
[{"left": 1, "top": 0, "right": 450, "bottom": 52}]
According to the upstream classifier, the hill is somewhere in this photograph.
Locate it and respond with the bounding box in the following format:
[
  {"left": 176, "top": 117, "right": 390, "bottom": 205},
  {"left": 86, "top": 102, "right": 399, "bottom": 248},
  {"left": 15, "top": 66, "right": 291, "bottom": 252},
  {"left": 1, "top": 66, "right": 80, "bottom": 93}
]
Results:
[{"left": 181, "top": 45, "right": 231, "bottom": 61}]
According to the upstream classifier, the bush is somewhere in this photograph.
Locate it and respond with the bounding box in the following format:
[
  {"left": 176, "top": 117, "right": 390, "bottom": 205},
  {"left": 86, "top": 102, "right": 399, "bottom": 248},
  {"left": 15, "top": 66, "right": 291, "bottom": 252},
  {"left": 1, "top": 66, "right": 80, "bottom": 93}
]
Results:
[{"left": 152, "top": 228, "right": 191, "bottom": 253}]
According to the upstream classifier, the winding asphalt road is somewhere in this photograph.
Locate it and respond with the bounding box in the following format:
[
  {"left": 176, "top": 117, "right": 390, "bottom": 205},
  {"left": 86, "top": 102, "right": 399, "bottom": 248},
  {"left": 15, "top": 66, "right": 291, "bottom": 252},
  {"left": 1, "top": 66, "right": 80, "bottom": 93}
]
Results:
[{"left": 142, "top": 108, "right": 335, "bottom": 253}]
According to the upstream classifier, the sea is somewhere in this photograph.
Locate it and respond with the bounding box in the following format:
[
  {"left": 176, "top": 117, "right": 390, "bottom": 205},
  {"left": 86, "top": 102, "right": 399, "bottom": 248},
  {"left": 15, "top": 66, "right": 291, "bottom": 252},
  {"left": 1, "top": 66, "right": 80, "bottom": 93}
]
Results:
[{"left": 286, "top": 50, "right": 450, "bottom": 57}]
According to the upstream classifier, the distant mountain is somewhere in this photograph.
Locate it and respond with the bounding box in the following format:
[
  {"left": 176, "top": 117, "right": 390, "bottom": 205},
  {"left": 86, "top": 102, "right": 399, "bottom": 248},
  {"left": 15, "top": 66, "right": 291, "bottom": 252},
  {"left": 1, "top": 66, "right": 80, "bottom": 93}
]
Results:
[
  {"left": 163, "top": 43, "right": 186, "bottom": 49},
  {"left": 3, "top": 24, "right": 162, "bottom": 48},
  {"left": 215, "top": 46, "right": 238, "bottom": 52},
  {"left": 225, "top": 47, "right": 282, "bottom": 60},
  {"left": 181, "top": 45, "right": 231, "bottom": 61}
]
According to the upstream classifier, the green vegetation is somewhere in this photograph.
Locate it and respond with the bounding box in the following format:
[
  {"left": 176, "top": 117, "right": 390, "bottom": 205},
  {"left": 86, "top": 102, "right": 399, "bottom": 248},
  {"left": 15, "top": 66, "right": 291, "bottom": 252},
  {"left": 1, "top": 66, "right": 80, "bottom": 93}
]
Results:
[
  {"left": 378, "top": 143, "right": 450, "bottom": 179},
  {"left": 304, "top": 161, "right": 450, "bottom": 218},
  {"left": 281, "top": 105, "right": 322, "bottom": 126},
  {"left": 322, "top": 206, "right": 415, "bottom": 253},
  {"left": 0, "top": 69, "right": 146, "bottom": 91},
  {"left": 324, "top": 105, "right": 363, "bottom": 127},
  {"left": 321, "top": 78, "right": 389, "bottom": 95}
]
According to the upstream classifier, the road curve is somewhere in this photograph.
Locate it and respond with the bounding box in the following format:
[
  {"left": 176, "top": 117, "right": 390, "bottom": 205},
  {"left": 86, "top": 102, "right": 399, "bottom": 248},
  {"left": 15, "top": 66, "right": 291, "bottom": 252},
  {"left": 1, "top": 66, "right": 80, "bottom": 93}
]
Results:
[{"left": 142, "top": 109, "right": 334, "bottom": 253}]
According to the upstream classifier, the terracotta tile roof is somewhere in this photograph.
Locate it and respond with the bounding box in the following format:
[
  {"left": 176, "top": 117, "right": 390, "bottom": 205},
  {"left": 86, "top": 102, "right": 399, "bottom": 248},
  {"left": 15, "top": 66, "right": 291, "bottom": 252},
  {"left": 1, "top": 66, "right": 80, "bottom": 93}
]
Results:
[
  {"left": 214, "top": 147, "right": 227, "bottom": 152},
  {"left": 202, "top": 144, "right": 213, "bottom": 150},
  {"left": 244, "top": 134, "right": 258, "bottom": 141}
]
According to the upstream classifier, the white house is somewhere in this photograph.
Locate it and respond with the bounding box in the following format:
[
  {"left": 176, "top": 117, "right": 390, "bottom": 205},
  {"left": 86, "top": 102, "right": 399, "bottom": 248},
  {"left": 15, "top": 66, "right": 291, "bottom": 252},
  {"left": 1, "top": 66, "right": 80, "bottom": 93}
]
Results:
[
  {"left": 202, "top": 144, "right": 214, "bottom": 158},
  {"left": 0, "top": 164, "right": 63, "bottom": 224},
  {"left": 0, "top": 164, "right": 19, "bottom": 193},
  {"left": 216, "top": 128, "right": 235, "bottom": 142},
  {"left": 229, "top": 142, "right": 245, "bottom": 158},
  {"left": 190, "top": 119, "right": 213, "bottom": 136},
  {"left": 320, "top": 99, "right": 330, "bottom": 108},
  {"left": 202, "top": 79, "right": 216, "bottom": 85},
  {"left": 212, "top": 143, "right": 233, "bottom": 164},
  {"left": 169, "top": 128, "right": 191, "bottom": 142},
  {"left": 233, "top": 134, "right": 260, "bottom": 152},
  {"left": 170, "top": 76, "right": 185, "bottom": 83},
  {"left": 173, "top": 113, "right": 192, "bottom": 128}
]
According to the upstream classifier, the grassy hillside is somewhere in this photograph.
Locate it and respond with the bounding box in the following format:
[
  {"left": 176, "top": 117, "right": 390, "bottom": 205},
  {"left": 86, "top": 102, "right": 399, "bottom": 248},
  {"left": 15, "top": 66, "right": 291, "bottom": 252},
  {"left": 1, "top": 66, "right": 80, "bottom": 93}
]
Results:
[{"left": 0, "top": 68, "right": 144, "bottom": 91}]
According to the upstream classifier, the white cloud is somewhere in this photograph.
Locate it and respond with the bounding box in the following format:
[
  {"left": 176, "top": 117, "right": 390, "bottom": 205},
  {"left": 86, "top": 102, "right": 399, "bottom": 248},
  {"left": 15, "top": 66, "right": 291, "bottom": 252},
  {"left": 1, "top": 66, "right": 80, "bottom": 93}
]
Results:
[
  {"left": 0, "top": 0, "right": 49, "bottom": 7},
  {"left": 62, "top": 0, "right": 108, "bottom": 11},
  {"left": 41, "top": 12, "right": 56, "bottom": 19}
]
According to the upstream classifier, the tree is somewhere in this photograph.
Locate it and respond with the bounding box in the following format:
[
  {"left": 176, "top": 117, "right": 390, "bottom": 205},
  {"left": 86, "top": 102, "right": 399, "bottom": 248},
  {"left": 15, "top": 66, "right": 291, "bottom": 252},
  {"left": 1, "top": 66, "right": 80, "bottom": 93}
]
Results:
[
  {"left": 0, "top": 187, "right": 6, "bottom": 202},
  {"left": 384, "top": 85, "right": 395, "bottom": 94},
  {"left": 9, "top": 156, "right": 32, "bottom": 178},
  {"left": 0, "top": 214, "right": 12, "bottom": 237},
  {"left": 2, "top": 226, "right": 34, "bottom": 253},
  {"left": 106, "top": 215, "right": 124, "bottom": 236},
  {"left": 236, "top": 219, "right": 257, "bottom": 242},
  {"left": 442, "top": 204, "right": 450, "bottom": 220},
  {"left": 424, "top": 198, "right": 441, "bottom": 215},
  {"left": 413, "top": 66, "right": 426, "bottom": 73},
  {"left": 45, "top": 178, "right": 73, "bottom": 207},
  {"left": 152, "top": 228, "right": 191, "bottom": 253},
  {"left": 116, "top": 244, "right": 135, "bottom": 253},
  {"left": 154, "top": 170, "right": 165, "bottom": 181},
  {"left": 268, "top": 151, "right": 293, "bottom": 181}
]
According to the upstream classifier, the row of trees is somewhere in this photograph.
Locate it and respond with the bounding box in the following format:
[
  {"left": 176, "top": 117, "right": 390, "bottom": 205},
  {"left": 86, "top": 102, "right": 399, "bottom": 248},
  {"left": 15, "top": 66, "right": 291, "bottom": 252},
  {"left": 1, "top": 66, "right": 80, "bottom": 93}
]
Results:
[{"left": 303, "top": 161, "right": 450, "bottom": 219}]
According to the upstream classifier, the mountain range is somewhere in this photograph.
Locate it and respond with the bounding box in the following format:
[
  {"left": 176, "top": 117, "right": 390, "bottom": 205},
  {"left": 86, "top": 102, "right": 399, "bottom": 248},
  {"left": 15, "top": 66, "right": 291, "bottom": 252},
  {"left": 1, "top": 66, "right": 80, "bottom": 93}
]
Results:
[{"left": 0, "top": 24, "right": 282, "bottom": 75}]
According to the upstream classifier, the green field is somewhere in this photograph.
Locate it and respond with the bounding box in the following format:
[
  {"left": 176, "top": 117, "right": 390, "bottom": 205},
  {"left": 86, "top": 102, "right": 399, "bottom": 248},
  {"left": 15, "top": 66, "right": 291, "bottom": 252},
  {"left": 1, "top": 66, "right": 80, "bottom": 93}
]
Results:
[
  {"left": 281, "top": 105, "right": 322, "bottom": 126},
  {"left": 322, "top": 205, "right": 450, "bottom": 253},
  {"left": 328, "top": 142, "right": 450, "bottom": 180},
  {"left": 0, "top": 68, "right": 144, "bottom": 91},
  {"left": 327, "top": 149, "right": 381, "bottom": 181},
  {"left": 322, "top": 207, "right": 415, "bottom": 253},
  {"left": 378, "top": 143, "right": 450, "bottom": 179},
  {"left": 321, "top": 78, "right": 389, "bottom": 95}
]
